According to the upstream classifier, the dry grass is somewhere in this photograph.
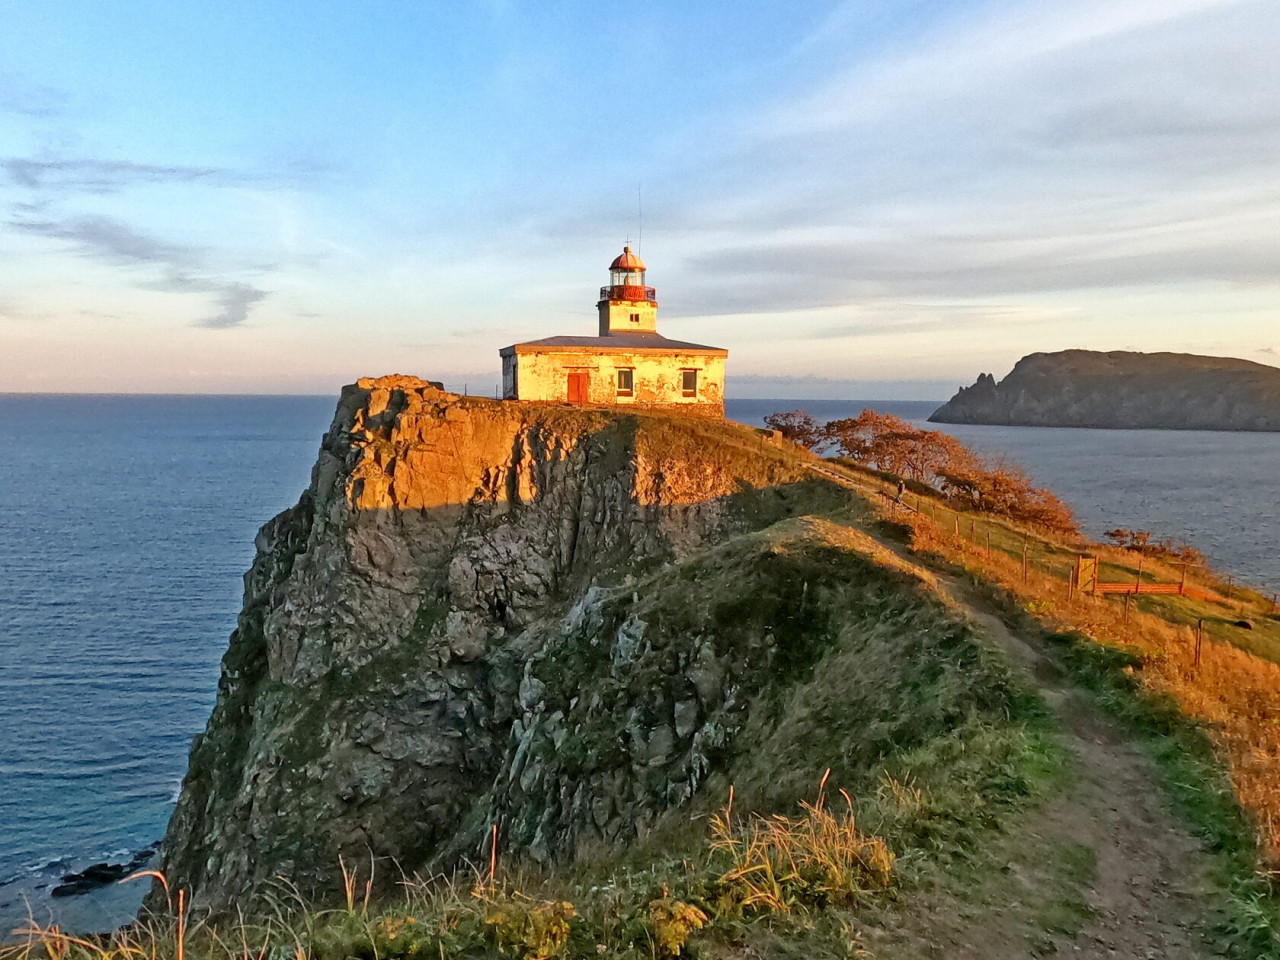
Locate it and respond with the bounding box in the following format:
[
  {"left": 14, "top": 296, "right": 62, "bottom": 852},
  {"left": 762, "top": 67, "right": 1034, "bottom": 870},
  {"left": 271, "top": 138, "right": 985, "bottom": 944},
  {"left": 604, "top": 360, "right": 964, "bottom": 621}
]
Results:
[
  {"left": 2, "top": 783, "right": 897, "bottom": 960},
  {"left": 708, "top": 783, "right": 895, "bottom": 916},
  {"left": 869, "top": 483, "right": 1280, "bottom": 870}
]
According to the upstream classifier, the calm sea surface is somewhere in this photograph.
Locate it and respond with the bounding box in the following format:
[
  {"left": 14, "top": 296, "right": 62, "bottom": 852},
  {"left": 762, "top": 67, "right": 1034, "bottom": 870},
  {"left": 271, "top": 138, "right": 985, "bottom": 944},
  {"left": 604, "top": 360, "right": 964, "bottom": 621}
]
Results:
[{"left": 1, "top": 394, "right": 1277, "bottom": 933}]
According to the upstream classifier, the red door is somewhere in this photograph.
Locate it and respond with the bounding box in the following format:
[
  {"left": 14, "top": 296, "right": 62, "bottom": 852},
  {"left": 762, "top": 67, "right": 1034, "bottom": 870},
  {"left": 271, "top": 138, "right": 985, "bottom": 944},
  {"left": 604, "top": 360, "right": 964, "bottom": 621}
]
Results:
[{"left": 566, "top": 371, "right": 589, "bottom": 404}]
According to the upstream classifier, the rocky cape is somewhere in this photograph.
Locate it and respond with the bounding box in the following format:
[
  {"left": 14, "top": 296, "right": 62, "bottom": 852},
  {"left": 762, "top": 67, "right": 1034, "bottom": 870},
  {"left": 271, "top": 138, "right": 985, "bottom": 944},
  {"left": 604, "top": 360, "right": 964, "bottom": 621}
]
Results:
[
  {"left": 929, "top": 350, "right": 1280, "bottom": 431},
  {"left": 154, "top": 375, "right": 1020, "bottom": 917},
  {"left": 150, "top": 377, "right": 813, "bottom": 910}
]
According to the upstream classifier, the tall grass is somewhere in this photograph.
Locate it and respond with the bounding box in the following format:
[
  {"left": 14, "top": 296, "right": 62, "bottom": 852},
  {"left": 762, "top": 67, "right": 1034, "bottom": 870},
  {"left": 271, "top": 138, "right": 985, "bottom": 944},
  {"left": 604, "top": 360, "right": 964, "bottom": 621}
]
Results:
[
  {"left": 1, "top": 785, "right": 897, "bottom": 960},
  {"left": 708, "top": 783, "right": 894, "bottom": 916}
]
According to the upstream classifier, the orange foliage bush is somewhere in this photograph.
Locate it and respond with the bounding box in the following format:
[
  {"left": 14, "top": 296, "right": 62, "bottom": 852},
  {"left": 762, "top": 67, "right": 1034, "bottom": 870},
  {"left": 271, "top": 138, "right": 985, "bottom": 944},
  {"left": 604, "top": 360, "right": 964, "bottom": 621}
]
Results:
[
  {"left": 762, "top": 409, "right": 827, "bottom": 450},
  {"left": 825, "top": 410, "right": 969, "bottom": 482},
  {"left": 818, "top": 410, "right": 1077, "bottom": 533}
]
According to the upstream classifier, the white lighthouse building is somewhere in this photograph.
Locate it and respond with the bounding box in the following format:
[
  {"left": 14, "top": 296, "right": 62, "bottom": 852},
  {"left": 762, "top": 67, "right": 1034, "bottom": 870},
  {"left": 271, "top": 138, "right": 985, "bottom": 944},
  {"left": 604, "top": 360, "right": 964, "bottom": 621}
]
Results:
[{"left": 500, "top": 247, "right": 727, "bottom": 417}]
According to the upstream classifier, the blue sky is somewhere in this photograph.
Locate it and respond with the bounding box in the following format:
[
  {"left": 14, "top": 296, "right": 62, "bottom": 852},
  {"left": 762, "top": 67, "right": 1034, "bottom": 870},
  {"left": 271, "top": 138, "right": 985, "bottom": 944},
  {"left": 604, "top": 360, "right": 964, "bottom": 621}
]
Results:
[{"left": 1, "top": 0, "right": 1276, "bottom": 397}]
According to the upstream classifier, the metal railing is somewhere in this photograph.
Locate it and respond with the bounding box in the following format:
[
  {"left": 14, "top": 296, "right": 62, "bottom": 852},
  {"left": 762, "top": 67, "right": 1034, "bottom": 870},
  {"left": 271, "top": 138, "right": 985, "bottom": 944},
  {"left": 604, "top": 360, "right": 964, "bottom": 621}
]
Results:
[{"left": 599, "top": 285, "right": 656, "bottom": 302}]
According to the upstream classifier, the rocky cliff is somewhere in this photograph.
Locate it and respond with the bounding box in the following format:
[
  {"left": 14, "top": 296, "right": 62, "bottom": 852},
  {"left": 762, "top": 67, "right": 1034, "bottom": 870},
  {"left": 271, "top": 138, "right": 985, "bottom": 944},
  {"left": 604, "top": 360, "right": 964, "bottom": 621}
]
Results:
[
  {"left": 929, "top": 350, "right": 1280, "bottom": 430},
  {"left": 154, "top": 376, "right": 833, "bottom": 910},
  {"left": 156, "top": 376, "right": 1030, "bottom": 918}
]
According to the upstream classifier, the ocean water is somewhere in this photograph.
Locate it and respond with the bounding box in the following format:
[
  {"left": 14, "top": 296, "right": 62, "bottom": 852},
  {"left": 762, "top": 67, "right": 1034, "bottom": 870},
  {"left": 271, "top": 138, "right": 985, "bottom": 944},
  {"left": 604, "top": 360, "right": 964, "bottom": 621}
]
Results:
[
  {"left": 0, "top": 395, "right": 334, "bottom": 934},
  {"left": 1, "top": 394, "right": 1276, "bottom": 934}
]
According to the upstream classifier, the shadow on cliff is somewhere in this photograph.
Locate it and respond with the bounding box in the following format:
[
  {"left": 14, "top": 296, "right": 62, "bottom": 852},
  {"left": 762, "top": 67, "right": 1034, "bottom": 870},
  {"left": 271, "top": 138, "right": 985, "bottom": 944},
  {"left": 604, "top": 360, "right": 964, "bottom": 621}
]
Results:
[{"left": 152, "top": 381, "right": 938, "bottom": 915}]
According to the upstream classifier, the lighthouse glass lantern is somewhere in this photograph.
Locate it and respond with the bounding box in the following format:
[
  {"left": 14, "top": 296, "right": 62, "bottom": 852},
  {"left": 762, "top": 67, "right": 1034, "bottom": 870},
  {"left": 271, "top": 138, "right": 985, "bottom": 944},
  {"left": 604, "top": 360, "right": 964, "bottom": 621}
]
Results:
[{"left": 605, "top": 246, "right": 652, "bottom": 302}]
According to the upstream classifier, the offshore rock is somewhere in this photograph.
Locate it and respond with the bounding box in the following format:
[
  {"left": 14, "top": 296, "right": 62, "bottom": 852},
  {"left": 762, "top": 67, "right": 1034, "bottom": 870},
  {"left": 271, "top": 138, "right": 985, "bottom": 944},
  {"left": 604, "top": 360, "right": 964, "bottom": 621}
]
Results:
[
  {"left": 153, "top": 376, "right": 830, "bottom": 914},
  {"left": 930, "top": 350, "right": 1280, "bottom": 431}
]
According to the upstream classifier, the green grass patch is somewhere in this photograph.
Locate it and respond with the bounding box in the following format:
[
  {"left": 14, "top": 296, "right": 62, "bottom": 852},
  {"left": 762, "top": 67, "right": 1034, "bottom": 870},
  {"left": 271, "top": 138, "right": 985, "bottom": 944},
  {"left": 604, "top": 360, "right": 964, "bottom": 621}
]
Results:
[{"left": 1026, "top": 624, "right": 1280, "bottom": 958}]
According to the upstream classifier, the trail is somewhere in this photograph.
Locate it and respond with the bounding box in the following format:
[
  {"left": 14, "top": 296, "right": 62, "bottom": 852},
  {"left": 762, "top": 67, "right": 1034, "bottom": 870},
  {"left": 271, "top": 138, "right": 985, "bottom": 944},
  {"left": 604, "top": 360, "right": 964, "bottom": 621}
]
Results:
[
  {"left": 962, "top": 582, "right": 1214, "bottom": 957},
  {"left": 860, "top": 573, "right": 1222, "bottom": 959},
  {"left": 801, "top": 463, "right": 1226, "bottom": 955}
]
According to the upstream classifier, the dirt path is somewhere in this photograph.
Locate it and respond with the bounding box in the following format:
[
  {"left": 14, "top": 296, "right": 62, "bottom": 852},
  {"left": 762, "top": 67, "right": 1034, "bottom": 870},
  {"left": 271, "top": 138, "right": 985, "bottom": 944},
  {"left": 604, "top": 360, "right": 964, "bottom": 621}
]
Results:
[
  {"left": 971, "top": 589, "right": 1216, "bottom": 957},
  {"left": 855, "top": 576, "right": 1223, "bottom": 959},
  {"left": 798, "top": 463, "right": 1229, "bottom": 955}
]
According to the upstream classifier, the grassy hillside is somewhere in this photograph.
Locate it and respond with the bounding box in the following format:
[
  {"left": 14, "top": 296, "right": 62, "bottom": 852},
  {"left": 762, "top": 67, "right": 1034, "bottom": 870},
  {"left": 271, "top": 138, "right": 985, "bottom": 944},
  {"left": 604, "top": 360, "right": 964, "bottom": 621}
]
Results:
[{"left": 9, "top": 404, "right": 1280, "bottom": 959}]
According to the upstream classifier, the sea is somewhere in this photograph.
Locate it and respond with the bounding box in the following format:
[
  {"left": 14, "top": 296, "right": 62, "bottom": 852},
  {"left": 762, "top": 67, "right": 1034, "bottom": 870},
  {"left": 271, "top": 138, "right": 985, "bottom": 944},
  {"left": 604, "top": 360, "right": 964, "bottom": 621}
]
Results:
[{"left": 1, "top": 394, "right": 1277, "bottom": 935}]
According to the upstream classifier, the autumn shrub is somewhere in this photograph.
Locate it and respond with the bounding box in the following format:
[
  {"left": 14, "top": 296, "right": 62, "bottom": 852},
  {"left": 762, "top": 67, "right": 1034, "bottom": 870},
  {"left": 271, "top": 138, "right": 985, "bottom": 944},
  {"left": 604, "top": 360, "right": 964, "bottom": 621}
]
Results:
[
  {"left": 938, "top": 460, "right": 1078, "bottom": 534},
  {"left": 647, "top": 898, "right": 708, "bottom": 957},
  {"left": 481, "top": 893, "right": 576, "bottom": 960},
  {"left": 763, "top": 409, "right": 827, "bottom": 450},
  {"left": 824, "top": 410, "right": 969, "bottom": 482},
  {"left": 814, "top": 409, "right": 1077, "bottom": 533}
]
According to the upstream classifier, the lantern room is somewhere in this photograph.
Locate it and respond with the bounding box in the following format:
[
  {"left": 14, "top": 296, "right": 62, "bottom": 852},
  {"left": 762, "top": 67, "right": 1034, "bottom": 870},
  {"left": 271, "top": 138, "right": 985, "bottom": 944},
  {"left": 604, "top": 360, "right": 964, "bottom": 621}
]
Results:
[
  {"left": 598, "top": 246, "right": 658, "bottom": 335},
  {"left": 604, "top": 246, "right": 653, "bottom": 301}
]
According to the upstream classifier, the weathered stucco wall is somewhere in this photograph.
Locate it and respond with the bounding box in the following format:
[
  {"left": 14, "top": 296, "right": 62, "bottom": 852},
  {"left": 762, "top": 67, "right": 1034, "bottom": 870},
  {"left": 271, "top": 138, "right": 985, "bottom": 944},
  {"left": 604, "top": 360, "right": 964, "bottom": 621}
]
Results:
[
  {"left": 506, "top": 349, "right": 725, "bottom": 416},
  {"left": 598, "top": 298, "right": 658, "bottom": 335}
]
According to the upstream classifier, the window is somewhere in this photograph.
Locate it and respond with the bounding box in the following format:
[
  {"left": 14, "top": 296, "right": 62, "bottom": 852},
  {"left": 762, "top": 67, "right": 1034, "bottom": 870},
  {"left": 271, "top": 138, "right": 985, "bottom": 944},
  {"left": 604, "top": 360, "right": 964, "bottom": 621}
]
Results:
[
  {"left": 629, "top": 312, "right": 640, "bottom": 323},
  {"left": 616, "top": 368, "right": 634, "bottom": 397},
  {"left": 681, "top": 369, "right": 697, "bottom": 397}
]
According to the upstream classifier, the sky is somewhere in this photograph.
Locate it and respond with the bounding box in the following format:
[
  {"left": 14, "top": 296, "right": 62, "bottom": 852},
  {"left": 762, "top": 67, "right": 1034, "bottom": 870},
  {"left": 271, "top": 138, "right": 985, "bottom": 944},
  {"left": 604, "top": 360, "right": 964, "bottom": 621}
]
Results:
[{"left": 1, "top": 0, "right": 1277, "bottom": 398}]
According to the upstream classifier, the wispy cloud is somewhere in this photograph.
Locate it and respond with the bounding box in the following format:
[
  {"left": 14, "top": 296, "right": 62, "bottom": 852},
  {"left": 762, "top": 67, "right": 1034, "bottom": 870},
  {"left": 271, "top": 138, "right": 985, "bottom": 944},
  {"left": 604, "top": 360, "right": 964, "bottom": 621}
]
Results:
[
  {"left": 0, "top": 73, "right": 65, "bottom": 118},
  {"left": 144, "top": 275, "right": 268, "bottom": 329},
  {"left": 652, "top": 0, "right": 1280, "bottom": 319},
  {"left": 14, "top": 215, "right": 200, "bottom": 268},
  {"left": 3, "top": 158, "right": 229, "bottom": 193},
  {"left": 2, "top": 154, "right": 329, "bottom": 196},
  {"left": 10, "top": 214, "right": 268, "bottom": 328}
]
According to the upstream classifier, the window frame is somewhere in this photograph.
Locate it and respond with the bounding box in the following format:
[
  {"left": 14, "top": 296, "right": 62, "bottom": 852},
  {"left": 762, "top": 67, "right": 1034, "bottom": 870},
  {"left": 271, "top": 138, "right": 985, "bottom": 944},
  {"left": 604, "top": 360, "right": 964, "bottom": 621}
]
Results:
[
  {"left": 680, "top": 368, "right": 698, "bottom": 398},
  {"left": 616, "top": 367, "right": 634, "bottom": 397}
]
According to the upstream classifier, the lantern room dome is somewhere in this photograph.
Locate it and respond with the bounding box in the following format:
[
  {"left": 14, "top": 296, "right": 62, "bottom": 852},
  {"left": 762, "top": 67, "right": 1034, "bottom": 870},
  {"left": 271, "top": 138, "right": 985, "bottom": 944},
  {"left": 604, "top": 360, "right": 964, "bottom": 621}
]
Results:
[{"left": 609, "top": 246, "right": 646, "bottom": 271}]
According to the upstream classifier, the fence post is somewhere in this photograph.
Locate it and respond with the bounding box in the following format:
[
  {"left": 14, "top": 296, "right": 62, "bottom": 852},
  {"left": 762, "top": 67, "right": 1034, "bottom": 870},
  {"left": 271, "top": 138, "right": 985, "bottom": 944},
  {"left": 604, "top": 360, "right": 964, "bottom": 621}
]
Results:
[
  {"left": 986, "top": 530, "right": 991, "bottom": 559},
  {"left": 1022, "top": 535, "right": 1029, "bottom": 584},
  {"left": 1195, "top": 619, "right": 1204, "bottom": 669},
  {"left": 1179, "top": 564, "right": 1188, "bottom": 596}
]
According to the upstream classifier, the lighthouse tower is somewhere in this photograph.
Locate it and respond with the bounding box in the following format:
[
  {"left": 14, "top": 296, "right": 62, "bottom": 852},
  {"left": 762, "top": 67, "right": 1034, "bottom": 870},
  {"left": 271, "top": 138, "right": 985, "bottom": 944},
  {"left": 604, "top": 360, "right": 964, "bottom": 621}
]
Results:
[{"left": 598, "top": 246, "right": 657, "bottom": 336}]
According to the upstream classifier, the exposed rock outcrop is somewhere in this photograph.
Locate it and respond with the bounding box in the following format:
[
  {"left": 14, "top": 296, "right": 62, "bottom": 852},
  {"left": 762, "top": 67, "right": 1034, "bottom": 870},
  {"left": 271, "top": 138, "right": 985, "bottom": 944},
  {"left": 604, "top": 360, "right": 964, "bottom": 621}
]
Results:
[
  {"left": 930, "top": 350, "right": 1280, "bottom": 431},
  {"left": 154, "top": 376, "right": 845, "bottom": 912}
]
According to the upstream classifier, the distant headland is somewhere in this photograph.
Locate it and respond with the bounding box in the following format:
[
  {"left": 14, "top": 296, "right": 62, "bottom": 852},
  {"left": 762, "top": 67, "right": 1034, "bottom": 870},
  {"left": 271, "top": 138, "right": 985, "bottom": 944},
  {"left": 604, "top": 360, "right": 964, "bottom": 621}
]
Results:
[{"left": 929, "top": 350, "right": 1280, "bottom": 431}]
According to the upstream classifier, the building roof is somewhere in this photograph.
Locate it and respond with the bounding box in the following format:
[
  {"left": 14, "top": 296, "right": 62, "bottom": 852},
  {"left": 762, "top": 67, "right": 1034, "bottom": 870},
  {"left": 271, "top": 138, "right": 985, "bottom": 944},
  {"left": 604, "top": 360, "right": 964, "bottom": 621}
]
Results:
[
  {"left": 609, "top": 245, "right": 646, "bottom": 271},
  {"left": 501, "top": 332, "right": 727, "bottom": 356}
]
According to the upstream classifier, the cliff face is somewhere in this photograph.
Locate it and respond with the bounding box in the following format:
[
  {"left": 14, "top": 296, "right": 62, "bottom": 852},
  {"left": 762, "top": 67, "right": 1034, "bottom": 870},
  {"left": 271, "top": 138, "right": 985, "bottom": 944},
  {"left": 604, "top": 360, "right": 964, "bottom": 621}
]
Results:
[
  {"left": 156, "top": 376, "right": 841, "bottom": 911},
  {"left": 929, "top": 350, "right": 1280, "bottom": 431}
]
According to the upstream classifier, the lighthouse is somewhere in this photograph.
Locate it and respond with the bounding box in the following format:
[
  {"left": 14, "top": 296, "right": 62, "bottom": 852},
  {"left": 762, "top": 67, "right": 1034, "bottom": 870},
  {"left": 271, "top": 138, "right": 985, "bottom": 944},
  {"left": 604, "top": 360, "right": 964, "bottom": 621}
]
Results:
[
  {"left": 499, "top": 247, "right": 727, "bottom": 416},
  {"left": 597, "top": 246, "right": 658, "bottom": 335}
]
